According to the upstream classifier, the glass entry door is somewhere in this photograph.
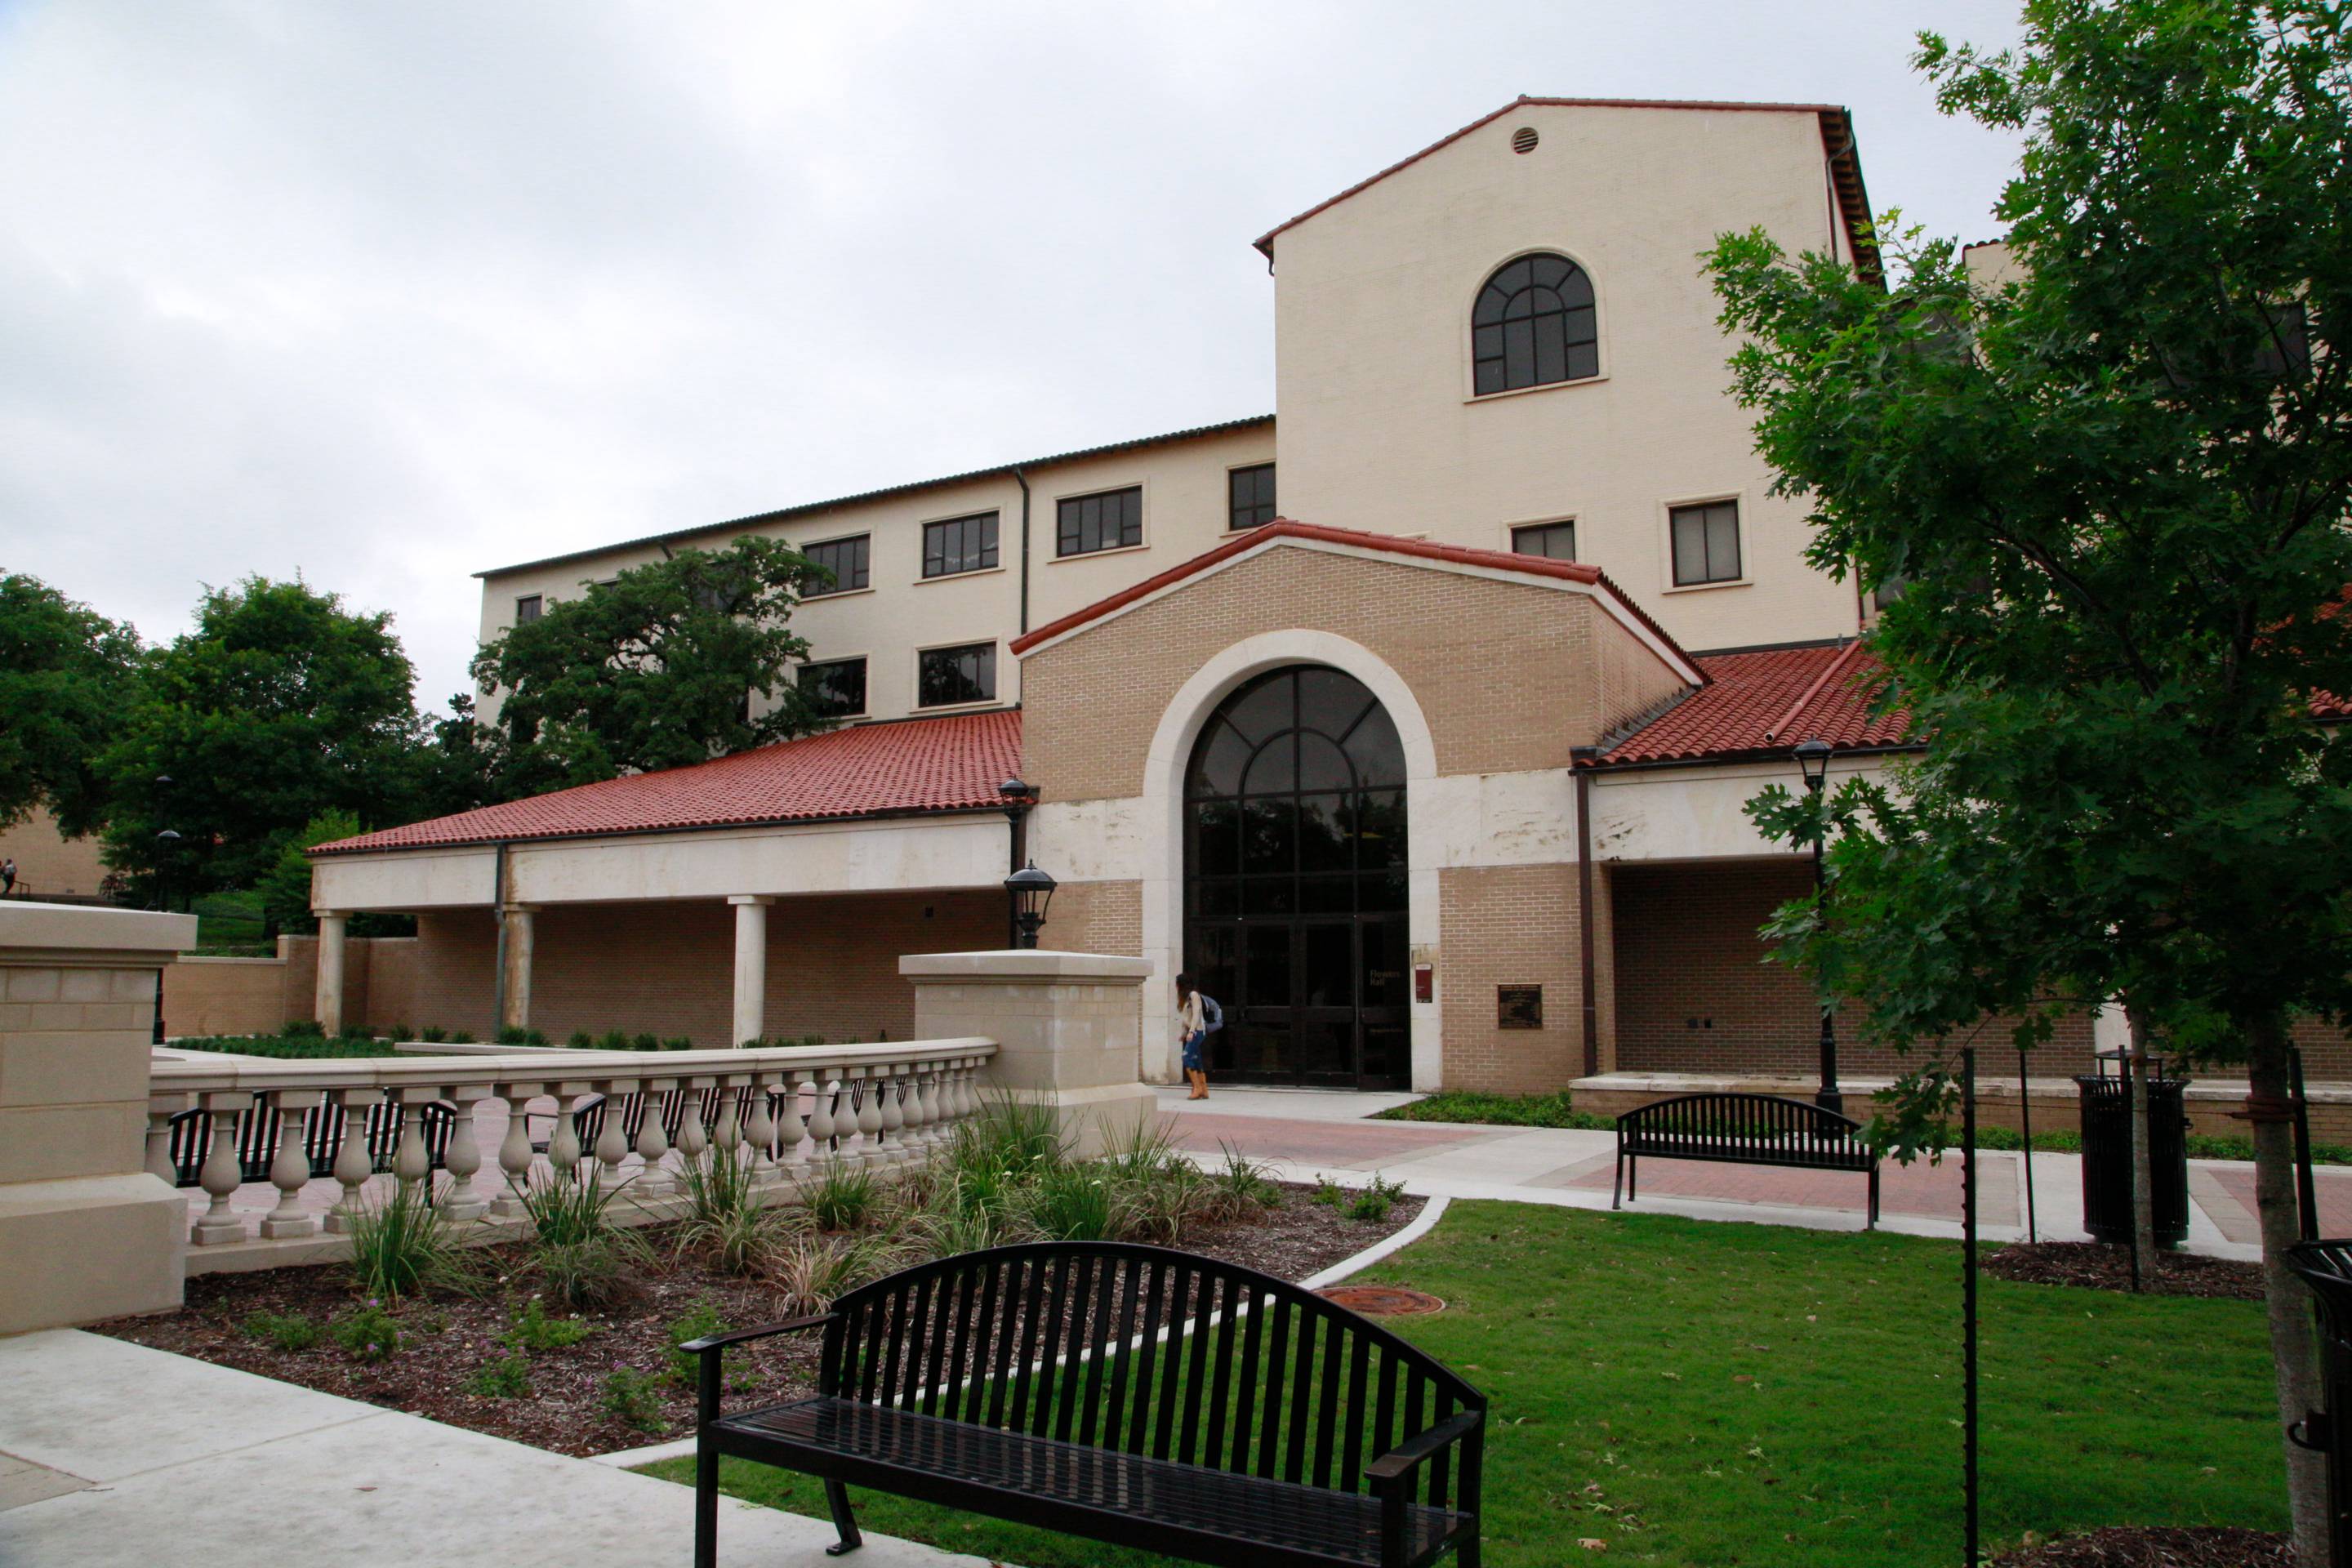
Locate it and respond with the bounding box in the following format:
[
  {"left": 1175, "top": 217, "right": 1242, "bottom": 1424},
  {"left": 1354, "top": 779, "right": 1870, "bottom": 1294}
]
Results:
[{"left": 1181, "top": 667, "right": 1410, "bottom": 1091}]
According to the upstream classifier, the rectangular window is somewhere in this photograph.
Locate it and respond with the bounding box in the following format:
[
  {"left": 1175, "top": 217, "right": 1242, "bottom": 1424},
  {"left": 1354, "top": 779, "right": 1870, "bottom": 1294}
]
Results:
[
  {"left": 514, "top": 595, "right": 543, "bottom": 624},
  {"left": 797, "top": 657, "right": 867, "bottom": 719},
  {"left": 921, "top": 512, "right": 999, "bottom": 579},
  {"left": 802, "top": 535, "right": 870, "bottom": 596},
  {"left": 918, "top": 642, "right": 996, "bottom": 707},
  {"left": 1227, "top": 464, "right": 1276, "bottom": 531},
  {"left": 1669, "top": 501, "right": 1742, "bottom": 586},
  {"left": 1056, "top": 486, "right": 1143, "bottom": 557},
  {"left": 1510, "top": 521, "right": 1575, "bottom": 561}
]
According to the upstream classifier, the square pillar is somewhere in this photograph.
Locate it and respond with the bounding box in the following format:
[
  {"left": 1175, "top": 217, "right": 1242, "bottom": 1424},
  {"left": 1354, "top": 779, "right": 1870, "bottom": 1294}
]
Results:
[
  {"left": 500, "top": 905, "right": 537, "bottom": 1032},
  {"left": 313, "top": 909, "right": 349, "bottom": 1036},
  {"left": 729, "top": 897, "right": 773, "bottom": 1047},
  {"left": 899, "top": 949, "right": 1156, "bottom": 1156}
]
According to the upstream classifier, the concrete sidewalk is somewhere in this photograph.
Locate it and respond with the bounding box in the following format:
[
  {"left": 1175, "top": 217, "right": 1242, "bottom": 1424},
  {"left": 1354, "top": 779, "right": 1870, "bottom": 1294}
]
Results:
[
  {"left": 1162, "top": 1085, "right": 2319, "bottom": 1261},
  {"left": 0, "top": 1330, "right": 982, "bottom": 1568}
]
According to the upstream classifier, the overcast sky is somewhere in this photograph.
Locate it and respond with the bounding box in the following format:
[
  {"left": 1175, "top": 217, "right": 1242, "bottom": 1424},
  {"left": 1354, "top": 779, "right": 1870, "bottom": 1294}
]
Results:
[{"left": 0, "top": 1, "right": 2028, "bottom": 711}]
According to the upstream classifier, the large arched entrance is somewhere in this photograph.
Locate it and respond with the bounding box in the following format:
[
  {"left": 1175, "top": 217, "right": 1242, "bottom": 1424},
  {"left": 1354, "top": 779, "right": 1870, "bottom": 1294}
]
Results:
[{"left": 1182, "top": 666, "right": 1410, "bottom": 1089}]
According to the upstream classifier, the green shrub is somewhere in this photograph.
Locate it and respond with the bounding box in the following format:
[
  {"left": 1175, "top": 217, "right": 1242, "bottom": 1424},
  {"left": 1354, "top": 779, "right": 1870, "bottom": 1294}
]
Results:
[
  {"left": 800, "top": 1158, "right": 881, "bottom": 1232},
  {"left": 340, "top": 1022, "right": 376, "bottom": 1040},
  {"left": 599, "top": 1367, "right": 666, "bottom": 1432},
  {"left": 420, "top": 1026, "right": 449, "bottom": 1043},
  {"left": 677, "top": 1143, "right": 788, "bottom": 1275},
  {"left": 1203, "top": 1144, "right": 1283, "bottom": 1221},
  {"left": 768, "top": 1232, "right": 899, "bottom": 1316},
  {"left": 945, "top": 1097, "right": 1066, "bottom": 1183},
  {"left": 333, "top": 1299, "right": 401, "bottom": 1364},
  {"left": 567, "top": 1030, "right": 595, "bottom": 1049},
  {"left": 599, "top": 1030, "right": 631, "bottom": 1051},
  {"left": 450, "top": 1030, "right": 477, "bottom": 1044},
  {"left": 1348, "top": 1173, "right": 1408, "bottom": 1223},
  {"left": 240, "top": 1310, "right": 322, "bottom": 1352},
  {"left": 1311, "top": 1174, "right": 1346, "bottom": 1208},
  {"left": 495, "top": 1025, "right": 549, "bottom": 1046},
  {"left": 382, "top": 1023, "right": 412, "bottom": 1042},
  {"left": 283, "top": 1018, "right": 326, "bottom": 1039},
  {"left": 666, "top": 1296, "right": 728, "bottom": 1385},
  {"left": 345, "top": 1179, "right": 474, "bottom": 1299},
  {"left": 662, "top": 1036, "right": 694, "bottom": 1051},
  {"left": 631, "top": 1031, "right": 661, "bottom": 1052},
  {"left": 467, "top": 1352, "right": 532, "bottom": 1398},
  {"left": 509, "top": 1168, "right": 653, "bottom": 1309},
  {"left": 504, "top": 1296, "right": 595, "bottom": 1352},
  {"left": 1020, "top": 1165, "right": 1127, "bottom": 1241}
]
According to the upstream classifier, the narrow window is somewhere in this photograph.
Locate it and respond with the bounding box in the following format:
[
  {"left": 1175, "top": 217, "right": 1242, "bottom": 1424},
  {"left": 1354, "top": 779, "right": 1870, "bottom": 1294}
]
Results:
[
  {"left": 1510, "top": 521, "right": 1576, "bottom": 561},
  {"left": 1472, "top": 253, "right": 1598, "bottom": 395},
  {"left": 1669, "top": 501, "right": 1743, "bottom": 586},
  {"left": 1228, "top": 464, "right": 1276, "bottom": 531},
  {"left": 922, "top": 512, "right": 1000, "bottom": 579},
  {"left": 918, "top": 642, "right": 996, "bottom": 707},
  {"left": 797, "top": 657, "right": 867, "bottom": 719},
  {"left": 514, "top": 594, "right": 543, "bottom": 624},
  {"left": 1055, "top": 486, "right": 1143, "bottom": 557},
  {"left": 802, "top": 535, "right": 870, "bottom": 596}
]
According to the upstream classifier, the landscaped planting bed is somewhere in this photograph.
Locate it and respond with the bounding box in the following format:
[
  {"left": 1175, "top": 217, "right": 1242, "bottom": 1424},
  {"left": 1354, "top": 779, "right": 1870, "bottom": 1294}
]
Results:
[{"left": 98, "top": 1115, "right": 1421, "bottom": 1459}]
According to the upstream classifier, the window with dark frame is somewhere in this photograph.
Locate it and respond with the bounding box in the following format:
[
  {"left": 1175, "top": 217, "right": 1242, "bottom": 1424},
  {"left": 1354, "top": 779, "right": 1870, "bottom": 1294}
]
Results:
[
  {"left": 797, "top": 657, "right": 867, "bottom": 719},
  {"left": 1510, "top": 521, "right": 1576, "bottom": 561},
  {"left": 921, "top": 512, "right": 999, "bottom": 579},
  {"left": 918, "top": 642, "right": 996, "bottom": 707},
  {"left": 1056, "top": 486, "right": 1143, "bottom": 557},
  {"left": 1669, "top": 501, "right": 1743, "bottom": 586},
  {"left": 514, "top": 595, "right": 543, "bottom": 624},
  {"left": 1472, "top": 252, "right": 1599, "bottom": 395},
  {"left": 801, "top": 535, "right": 870, "bottom": 596},
  {"left": 1228, "top": 464, "right": 1276, "bottom": 531}
]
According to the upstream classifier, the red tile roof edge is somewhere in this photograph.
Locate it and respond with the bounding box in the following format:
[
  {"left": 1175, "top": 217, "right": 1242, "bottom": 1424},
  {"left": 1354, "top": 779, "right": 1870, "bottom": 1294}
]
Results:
[
  {"left": 1585, "top": 642, "right": 1913, "bottom": 768},
  {"left": 1005, "top": 519, "right": 1704, "bottom": 681},
  {"left": 1253, "top": 96, "right": 1880, "bottom": 285}
]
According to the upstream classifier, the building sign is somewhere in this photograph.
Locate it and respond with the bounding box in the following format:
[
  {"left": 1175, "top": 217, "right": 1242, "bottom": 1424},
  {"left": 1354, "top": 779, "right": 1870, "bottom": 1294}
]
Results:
[{"left": 1498, "top": 985, "right": 1543, "bottom": 1030}]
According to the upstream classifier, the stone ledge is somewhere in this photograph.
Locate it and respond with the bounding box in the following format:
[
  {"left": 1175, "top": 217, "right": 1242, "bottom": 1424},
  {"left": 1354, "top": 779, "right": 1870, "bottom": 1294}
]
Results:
[{"left": 900, "top": 948, "right": 1151, "bottom": 983}]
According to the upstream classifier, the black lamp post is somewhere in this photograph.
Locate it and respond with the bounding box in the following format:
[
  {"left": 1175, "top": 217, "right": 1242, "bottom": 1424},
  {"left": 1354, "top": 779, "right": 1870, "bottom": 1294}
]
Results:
[
  {"left": 998, "top": 777, "right": 1038, "bottom": 946},
  {"left": 1793, "top": 739, "right": 1841, "bottom": 1113},
  {"left": 153, "top": 803, "right": 182, "bottom": 1047},
  {"left": 1004, "top": 862, "right": 1056, "bottom": 951}
]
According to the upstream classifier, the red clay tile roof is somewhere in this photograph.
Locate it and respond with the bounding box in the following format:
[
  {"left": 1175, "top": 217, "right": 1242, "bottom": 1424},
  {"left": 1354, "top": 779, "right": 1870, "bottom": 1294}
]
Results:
[
  {"left": 1594, "top": 641, "right": 1913, "bottom": 766},
  {"left": 1253, "top": 96, "right": 1882, "bottom": 287},
  {"left": 314, "top": 710, "right": 1023, "bottom": 856},
  {"left": 1009, "top": 519, "right": 1704, "bottom": 683}
]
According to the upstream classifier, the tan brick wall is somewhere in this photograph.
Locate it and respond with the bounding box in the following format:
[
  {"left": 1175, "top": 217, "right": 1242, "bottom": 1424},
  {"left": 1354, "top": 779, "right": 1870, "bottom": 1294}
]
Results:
[
  {"left": 1044, "top": 880, "right": 1143, "bottom": 959},
  {"left": 412, "top": 892, "right": 1002, "bottom": 1045},
  {"left": 1597, "top": 619, "right": 1692, "bottom": 738},
  {"left": 1437, "top": 863, "right": 1586, "bottom": 1094},
  {"left": 1611, "top": 860, "right": 2096, "bottom": 1076},
  {"left": 0, "top": 808, "right": 111, "bottom": 898},
  {"left": 1021, "top": 545, "right": 1690, "bottom": 802},
  {"left": 163, "top": 936, "right": 422, "bottom": 1037}
]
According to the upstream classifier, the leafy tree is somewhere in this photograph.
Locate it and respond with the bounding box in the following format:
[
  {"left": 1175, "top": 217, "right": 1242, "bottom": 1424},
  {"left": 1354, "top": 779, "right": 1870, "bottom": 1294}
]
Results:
[
  {"left": 102, "top": 577, "right": 427, "bottom": 898},
  {"left": 1707, "top": 2, "right": 2352, "bottom": 1553},
  {"left": 0, "top": 572, "right": 145, "bottom": 838},
  {"left": 259, "top": 808, "right": 414, "bottom": 938},
  {"left": 466, "top": 536, "right": 828, "bottom": 798}
]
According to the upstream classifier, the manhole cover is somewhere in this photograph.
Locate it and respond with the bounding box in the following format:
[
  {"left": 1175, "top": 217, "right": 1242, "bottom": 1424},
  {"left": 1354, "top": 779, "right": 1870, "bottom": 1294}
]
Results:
[{"left": 1316, "top": 1285, "right": 1445, "bottom": 1317}]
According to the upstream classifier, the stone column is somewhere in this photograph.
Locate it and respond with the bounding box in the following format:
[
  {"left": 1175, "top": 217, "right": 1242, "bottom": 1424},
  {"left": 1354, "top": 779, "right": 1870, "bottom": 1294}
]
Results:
[
  {"left": 0, "top": 900, "right": 197, "bottom": 1334},
  {"left": 499, "top": 905, "right": 537, "bottom": 1033},
  {"left": 313, "top": 910, "right": 349, "bottom": 1036},
  {"left": 898, "top": 949, "right": 1155, "bottom": 1158},
  {"left": 728, "top": 896, "right": 773, "bottom": 1047}
]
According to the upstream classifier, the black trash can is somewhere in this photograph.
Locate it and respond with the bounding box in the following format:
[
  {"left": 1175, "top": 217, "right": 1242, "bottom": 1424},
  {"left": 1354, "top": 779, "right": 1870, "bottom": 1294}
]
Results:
[
  {"left": 2075, "top": 1066, "right": 2190, "bottom": 1247},
  {"left": 2287, "top": 1241, "right": 2352, "bottom": 1568}
]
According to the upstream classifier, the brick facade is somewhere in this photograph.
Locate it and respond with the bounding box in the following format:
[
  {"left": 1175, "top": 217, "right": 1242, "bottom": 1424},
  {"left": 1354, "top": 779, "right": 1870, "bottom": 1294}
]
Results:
[
  {"left": 1042, "top": 879, "right": 1143, "bottom": 960},
  {"left": 1437, "top": 863, "right": 1586, "bottom": 1094},
  {"left": 410, "top": 891, "right": 1001, "bottom": 1045}
]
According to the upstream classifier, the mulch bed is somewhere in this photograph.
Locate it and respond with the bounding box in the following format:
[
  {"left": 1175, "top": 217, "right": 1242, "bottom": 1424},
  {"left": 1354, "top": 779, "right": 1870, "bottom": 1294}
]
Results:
[
  {"left": 1990, "top": 1526, "right": 2292, "bottom": 1566},
  {"left": 94, "top": 1184, "right": 1421, "bottom": 1459},
  {"left": 1980, "top": 1242, "right": 2265, "bottom": 1302}
]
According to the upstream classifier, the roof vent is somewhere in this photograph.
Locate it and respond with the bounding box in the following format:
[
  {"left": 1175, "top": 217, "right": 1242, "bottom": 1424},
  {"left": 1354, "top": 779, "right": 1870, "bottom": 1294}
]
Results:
[{"left": 1511, "top": 126, "right": 1539, "bottom": 155}]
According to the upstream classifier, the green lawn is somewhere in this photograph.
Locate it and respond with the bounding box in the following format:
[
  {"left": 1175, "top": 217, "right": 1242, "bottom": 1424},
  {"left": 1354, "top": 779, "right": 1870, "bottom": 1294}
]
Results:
[{"left": 644, "top": 1202, "right": 2282, "bottom": 1566}]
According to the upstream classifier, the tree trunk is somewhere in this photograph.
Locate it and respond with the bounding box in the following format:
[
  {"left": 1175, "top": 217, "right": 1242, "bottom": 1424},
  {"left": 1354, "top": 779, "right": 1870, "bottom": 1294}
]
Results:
[
  {"left": 2250, "top": 1008, "right": 2329, "bottom": 1566},
  {"left": 2125, "top": 1004, "right": 2158, "bottom": 1290}
]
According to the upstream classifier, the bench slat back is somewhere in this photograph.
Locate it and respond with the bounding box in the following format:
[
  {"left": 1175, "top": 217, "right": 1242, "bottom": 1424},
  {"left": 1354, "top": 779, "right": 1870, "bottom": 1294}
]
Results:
[
  {"left": 822, "top": 1241, "right": 1482, "bottom": 1512},
  {"left": 1620, "top": 1092, "right": 1867, "bottom": 1162}
]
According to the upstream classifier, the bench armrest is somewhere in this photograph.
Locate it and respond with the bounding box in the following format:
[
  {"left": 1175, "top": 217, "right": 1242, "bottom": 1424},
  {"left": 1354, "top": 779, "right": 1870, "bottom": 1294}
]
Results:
[
  {"left": 680, "top": 1315, "right": 832, "bottom": 1356},
  {"left": 1366, "top": 1410, "right": 1483, "bottom": 1487}
]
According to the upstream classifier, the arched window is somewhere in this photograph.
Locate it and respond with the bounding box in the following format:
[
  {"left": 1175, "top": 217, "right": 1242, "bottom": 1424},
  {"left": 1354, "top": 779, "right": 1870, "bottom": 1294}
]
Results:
[{"left": 1472, "top": 252, "right": 1597, "bottom": 394}]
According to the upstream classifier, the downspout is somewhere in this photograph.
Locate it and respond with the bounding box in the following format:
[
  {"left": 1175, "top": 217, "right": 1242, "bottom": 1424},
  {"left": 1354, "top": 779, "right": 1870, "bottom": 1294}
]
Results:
[
  {"left": 489, "top": 841, "right": 510, "bottom": 1030},
  {"left": 1572, "top": 747, "right": 1601, "bottom": 1078},
  {"left": 1013, "top": 468, "right": 1032, "bottom": 636}
]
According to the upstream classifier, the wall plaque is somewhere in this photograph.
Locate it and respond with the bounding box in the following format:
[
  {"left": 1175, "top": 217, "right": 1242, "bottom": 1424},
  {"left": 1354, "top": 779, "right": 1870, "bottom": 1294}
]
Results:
[{"left": 1497, "top": 985, "right": 1543, "bottom": 1030}]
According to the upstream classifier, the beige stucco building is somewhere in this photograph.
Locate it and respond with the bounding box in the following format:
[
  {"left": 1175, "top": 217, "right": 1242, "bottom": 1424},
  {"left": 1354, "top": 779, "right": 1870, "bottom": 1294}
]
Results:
[{"left": 310, "top": 96, "right": 2133, "bottom": 1102}]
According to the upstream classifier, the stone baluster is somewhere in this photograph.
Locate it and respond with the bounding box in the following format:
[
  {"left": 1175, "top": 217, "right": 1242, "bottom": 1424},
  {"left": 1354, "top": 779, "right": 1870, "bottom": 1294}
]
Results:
[
  {"left": 145, "top": 1100, "right": 183, "bottom": 1187},
  {"left": 960, "top": 1057, "right": 983, "bottom": 1120},
  {"left": 441, "top": 1089, "right": 492, "bottom": 1221},
  {"left": 712, "top": 1080, "right": 743, "bottom": 1156},
  {"left": 852, "top": 1068, "right": 884, "bottom": 1161},
  {"left": 633, "top": 1081, "right": 676, "bottom": 1198},
  {"left": 189, "top": 1092, "right": 251, "bottom": 1246},
  {"left": 323, "top": 1088, "right": 379, "bottom": 1233},
  {"left": 904, "top": 1067, "right": 934, "bottom": 1152},
  {"left": 775, "top": 1071, "right": 808, "bottom": 1169},
  {"left": 877, "top": 1066, "right": 906, "bottom": 1160},
  {"left": 492, "top": 1083, "right": 540, "bottom": 1217},
  {"left": 392, "top": 1091, "right": 434, "bottom": 1197},
  {"left": 260, "top": 1089, "right": 323, "bottom": 1240},
  {"left": 805, "top": 1073, "right": 837, "bottom": 1160},
  {"left": 546, "top": 1089, "right": 585, "bottom": 1184},
  {"left": 592, "top": 1080, "right": 634, "bottom": 1188},
  {"left": 745, "top": 1078, "right": 777, "bottom": 1176},
  {"left": 675, "top": 1080, "right": 710, "bottom": 1169}
]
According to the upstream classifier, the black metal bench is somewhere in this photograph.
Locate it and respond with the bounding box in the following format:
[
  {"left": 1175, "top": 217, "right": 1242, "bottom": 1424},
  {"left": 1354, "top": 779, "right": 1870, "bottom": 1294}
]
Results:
[
  {"left": 685, "top": 1241, "right": 1486, "bottom": 1568},
  {"left": 1613, "top": 1091, "right": 1881, "bottom": 1227}
]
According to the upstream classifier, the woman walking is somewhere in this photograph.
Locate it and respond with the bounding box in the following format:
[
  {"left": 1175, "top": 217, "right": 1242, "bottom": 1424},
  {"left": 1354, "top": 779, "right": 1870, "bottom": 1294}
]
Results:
[{"left": 1175, "top": 972, "right": 1223, "bottom": 1100}]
